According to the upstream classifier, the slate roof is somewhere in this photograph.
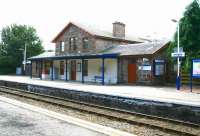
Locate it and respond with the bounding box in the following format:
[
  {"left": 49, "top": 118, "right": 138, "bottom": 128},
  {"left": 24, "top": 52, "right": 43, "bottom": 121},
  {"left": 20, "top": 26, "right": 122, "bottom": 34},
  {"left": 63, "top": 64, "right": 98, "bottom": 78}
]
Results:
[
  {"left": 29, "top": 41, "right": 169, "bottom": 60},
  {"left": 29, "top": 51, "right": 118, "bottom": 60},
  {"left": 52, "top": 21, "right": 145, "bottom": 43},
  {"left": 101, "top": 41, "right": 169, "bottom": 56},
  {"left": 29, "top": 51, "right": 55, "bottom": 60},
  {"left": 102, "top": 41, "right": 168, "bottom": 56}
]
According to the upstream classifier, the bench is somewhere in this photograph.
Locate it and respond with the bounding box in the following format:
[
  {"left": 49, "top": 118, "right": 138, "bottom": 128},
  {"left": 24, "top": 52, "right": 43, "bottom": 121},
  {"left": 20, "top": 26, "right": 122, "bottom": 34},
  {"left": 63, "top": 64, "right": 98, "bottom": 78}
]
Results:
[{"left": 94, "top": 76, "right": 103, "bottom": 83}]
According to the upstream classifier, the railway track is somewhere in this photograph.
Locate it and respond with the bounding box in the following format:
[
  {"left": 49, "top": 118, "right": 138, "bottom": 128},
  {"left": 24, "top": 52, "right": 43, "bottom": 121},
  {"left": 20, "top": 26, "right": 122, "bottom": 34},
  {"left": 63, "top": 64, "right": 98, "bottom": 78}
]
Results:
[{"left": 0, "top": 85, "right": 199, "bottom": 136}]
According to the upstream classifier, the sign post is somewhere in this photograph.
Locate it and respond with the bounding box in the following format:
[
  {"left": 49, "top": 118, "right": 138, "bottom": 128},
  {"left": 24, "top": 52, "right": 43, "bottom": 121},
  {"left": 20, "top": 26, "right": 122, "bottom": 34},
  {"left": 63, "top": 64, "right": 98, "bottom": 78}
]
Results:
[{"left": 171, "top": 50, "right": 185, "bottom": 90}]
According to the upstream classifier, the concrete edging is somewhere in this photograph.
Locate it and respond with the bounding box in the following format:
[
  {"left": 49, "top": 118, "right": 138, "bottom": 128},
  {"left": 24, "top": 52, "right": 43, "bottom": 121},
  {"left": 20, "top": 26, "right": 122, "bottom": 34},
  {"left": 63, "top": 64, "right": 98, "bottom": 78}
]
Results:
[{"left": 0, "top": 96, "right": 135, "bottom": 136}]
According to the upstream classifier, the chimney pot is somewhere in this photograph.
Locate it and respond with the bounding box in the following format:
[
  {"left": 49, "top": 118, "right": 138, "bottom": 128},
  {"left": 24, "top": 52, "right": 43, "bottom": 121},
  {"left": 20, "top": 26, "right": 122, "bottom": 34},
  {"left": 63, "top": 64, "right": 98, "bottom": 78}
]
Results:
[{"left": 113, "top": 21, "right": 125, "bottom": 38}]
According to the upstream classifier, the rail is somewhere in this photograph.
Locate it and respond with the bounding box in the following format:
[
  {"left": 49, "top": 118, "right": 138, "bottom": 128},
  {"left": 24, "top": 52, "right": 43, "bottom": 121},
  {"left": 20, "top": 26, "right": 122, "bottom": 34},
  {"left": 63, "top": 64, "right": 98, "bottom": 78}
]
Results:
[{"left": 0, "top": 85, "right": 199, "bottom": 136}]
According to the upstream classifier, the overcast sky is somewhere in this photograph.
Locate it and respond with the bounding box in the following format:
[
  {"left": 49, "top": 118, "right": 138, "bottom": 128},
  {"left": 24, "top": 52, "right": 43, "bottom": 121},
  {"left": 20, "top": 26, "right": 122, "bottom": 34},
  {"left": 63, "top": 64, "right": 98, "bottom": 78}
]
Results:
[{"left": 0, "top": 0, "right": 192, "bottom": 50}]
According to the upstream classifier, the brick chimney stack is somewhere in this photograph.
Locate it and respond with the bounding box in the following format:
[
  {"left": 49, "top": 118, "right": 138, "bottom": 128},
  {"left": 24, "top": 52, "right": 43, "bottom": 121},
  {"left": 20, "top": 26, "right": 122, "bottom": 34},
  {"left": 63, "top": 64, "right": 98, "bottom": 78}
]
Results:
[{"left": 113, "top": 21, "right": 125, "bottom": 38}]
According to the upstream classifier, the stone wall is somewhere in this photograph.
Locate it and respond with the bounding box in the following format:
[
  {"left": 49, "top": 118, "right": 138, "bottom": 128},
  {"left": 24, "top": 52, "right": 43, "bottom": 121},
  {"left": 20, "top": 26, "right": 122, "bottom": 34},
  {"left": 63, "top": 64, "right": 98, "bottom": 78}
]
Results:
[
  {"left": 118, "top": 56, "right": 152, "bottom": 84},
  {"left": 55, "top": 24, "right": 132, "bottom": 56},
  {"left": 55, "top": 24, "right": 95, "bottom": 56},
  {"left": 151, "top": 47, "right": 169, "bottom": 85},
  {"left": 118, "top": 45, "right": 169, "bottom": 85}
]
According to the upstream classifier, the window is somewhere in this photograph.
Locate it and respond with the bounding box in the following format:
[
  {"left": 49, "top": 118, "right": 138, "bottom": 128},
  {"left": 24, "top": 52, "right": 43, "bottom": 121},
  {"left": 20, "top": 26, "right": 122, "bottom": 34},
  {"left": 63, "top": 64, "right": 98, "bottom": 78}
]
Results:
[
  {"left": 60, "top": 41, "right": 65, "bottom": 52},
  {"left": 69, "top": 37, "right": 76, "bottom": 51},
  {"left": 83, "top": 60, "right": 88, "bottom": 76},
  {"left": 77, "top": 62, "right": 81, "bottom": 72},
  {"left": 137, "top": 58, "right": 152, "bottom": 81},
  {"left": 60, "top": 61, "right": 64, "bottom": 75},
  {"left": 83, "top": 38, "right": 89, "bottom": 49}
]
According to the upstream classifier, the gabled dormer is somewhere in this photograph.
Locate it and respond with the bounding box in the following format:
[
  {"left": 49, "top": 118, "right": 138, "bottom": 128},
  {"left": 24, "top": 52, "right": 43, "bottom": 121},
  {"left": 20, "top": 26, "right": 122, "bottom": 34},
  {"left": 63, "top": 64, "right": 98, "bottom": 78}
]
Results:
[{"left": 52, "top": 22, "right": 94, "bottom": 56}]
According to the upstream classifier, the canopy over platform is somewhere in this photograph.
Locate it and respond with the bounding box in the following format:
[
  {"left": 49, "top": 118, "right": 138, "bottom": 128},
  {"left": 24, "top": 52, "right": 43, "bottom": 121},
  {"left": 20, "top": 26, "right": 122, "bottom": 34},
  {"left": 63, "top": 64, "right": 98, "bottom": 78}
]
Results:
[
  {"left": 29, "top": 41, "right": 169, "bottom": 61},
  {"left": 28, "top": 52, "right": 119, "bottom": 61}
]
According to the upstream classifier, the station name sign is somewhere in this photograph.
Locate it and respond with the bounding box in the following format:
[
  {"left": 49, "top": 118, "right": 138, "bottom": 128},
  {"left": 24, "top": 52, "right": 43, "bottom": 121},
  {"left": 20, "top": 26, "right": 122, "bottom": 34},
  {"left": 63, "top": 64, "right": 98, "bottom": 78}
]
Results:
[
  {"left": 171, "top": 47, "right": 185, "bottom": 58},
  {"left": 171, "top": 52, "right": 185, "bottom": 58}
]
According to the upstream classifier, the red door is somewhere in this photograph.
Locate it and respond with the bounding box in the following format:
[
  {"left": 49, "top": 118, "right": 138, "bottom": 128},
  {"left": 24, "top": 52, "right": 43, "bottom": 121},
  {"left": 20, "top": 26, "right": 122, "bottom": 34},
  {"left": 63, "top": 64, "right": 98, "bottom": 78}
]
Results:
[
  {"left": 71, "top": 61, "right": 76, "bottom": 80},
  {"left": 128, "top": 64, "right": 137, "bottom": 83}
]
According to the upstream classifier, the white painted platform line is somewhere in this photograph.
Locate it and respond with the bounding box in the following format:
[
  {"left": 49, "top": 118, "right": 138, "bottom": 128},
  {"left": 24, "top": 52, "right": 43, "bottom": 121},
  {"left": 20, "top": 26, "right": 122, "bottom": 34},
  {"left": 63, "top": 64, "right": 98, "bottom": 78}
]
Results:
[{"left": 0, "top": 96, "right": 135, "bottom": 136}]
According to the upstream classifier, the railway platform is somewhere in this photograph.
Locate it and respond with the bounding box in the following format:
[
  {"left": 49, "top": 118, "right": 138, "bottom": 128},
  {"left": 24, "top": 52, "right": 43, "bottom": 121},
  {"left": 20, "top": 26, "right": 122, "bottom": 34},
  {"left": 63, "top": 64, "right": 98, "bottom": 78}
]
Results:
[
  {"left": 0, "top": 95, "right": 133, "bottom": 136},
  {"left": 0, "top": 75, "right": 200, "bottom": 124},
  {"left": 0, "top": 75, "right": 199, "bottom": 106}
]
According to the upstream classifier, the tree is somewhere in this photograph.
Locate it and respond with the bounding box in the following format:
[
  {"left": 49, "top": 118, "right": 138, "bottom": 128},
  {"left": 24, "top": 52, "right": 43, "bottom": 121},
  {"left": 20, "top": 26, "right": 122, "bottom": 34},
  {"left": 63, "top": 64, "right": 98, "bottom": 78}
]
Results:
[
  {"left": 0, "top": 24, "right": 44, "bottom": 74},
  {"left": 168, "top": 0, "right": 200, "bottom": 72}
]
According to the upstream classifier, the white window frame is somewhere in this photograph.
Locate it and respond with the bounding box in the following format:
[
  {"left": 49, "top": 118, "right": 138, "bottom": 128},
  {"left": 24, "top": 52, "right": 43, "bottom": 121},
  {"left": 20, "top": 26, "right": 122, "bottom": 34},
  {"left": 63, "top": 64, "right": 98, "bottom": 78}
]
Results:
[{"left": 60, "top": 41, "right": 65, "bottom": 52}]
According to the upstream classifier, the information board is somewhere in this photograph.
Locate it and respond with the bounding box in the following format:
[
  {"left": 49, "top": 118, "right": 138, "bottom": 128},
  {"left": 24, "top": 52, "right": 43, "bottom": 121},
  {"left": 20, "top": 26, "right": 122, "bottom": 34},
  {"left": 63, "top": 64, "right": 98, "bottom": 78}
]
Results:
[
  {"left": 155, "top": 64, "right": 164, "bottom": 76},
  {"left": 192, "top": 59, "right": 200, "bottom": 78},
  {"left": 154, "top": 59, "right": 165, "bottom": 76}
]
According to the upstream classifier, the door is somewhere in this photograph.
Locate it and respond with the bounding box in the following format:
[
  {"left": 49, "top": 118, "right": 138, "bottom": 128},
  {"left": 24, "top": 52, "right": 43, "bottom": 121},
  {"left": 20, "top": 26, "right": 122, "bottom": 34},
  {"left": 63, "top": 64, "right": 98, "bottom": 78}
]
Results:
[
  {"left": 128, "top": 64, "right": 137, "bottom": 83},
  {"left": 70, "top": 60, "right": 76, "bottom": 80}
]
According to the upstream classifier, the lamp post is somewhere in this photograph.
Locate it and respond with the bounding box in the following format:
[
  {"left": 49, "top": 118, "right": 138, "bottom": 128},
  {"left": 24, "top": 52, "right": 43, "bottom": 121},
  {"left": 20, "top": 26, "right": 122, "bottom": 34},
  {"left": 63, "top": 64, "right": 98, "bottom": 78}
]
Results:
[
  {"left": 19, "top": 42, "right": 27, "bottom": 75},
  {"left": 20, "top": 43, "right": 27, "bottom": 75},
  {"left": 172, "top": 19, "right": 181, "bottom": 90},
  {"left": 23, "top": 42, "right": 27, "bottom": 73}
]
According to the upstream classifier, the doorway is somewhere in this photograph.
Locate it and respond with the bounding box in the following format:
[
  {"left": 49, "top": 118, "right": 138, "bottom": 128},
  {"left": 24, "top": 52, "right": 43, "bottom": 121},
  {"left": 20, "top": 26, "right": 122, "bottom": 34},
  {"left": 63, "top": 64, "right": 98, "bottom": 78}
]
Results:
[
  {"left": 70, "top": 60, "right": 76, "bottom": 80},
  {"left": 128, "top": 64, "right": 137, "bottom": 83}
]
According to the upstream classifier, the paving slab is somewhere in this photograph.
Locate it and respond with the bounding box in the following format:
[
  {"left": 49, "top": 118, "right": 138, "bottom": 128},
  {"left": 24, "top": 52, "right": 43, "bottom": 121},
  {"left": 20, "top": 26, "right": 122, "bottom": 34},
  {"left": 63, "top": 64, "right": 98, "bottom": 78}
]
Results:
[{"left": 0, "top": 75, "right": 200, "bottom": 107}]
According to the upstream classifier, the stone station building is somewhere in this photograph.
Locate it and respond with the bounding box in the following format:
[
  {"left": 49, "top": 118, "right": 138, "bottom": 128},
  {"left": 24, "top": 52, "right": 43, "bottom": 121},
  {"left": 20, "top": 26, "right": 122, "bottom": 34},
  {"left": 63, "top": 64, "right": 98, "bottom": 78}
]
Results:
[{"left": 29, "top": 21, "right": 169, "bottom": 85}]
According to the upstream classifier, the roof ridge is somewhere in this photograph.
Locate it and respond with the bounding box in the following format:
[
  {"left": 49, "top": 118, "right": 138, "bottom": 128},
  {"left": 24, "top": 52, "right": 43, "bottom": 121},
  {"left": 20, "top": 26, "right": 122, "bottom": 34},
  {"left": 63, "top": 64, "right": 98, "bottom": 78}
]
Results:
[{"left": 52, "top": 21, "right": 145, "bottom": 43}]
